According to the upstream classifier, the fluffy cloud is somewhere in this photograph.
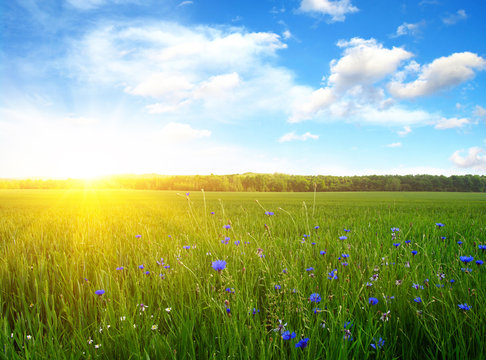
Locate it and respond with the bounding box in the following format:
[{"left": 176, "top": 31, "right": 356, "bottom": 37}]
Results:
[
  {"left": 278, "top": 131, "right": 319, "bottom": 142},
  {"left": 397, "top": 125, "right": 412, "bottom": 136},
  {"left": 329, "top": 38, "right": 413, "bottom": 91},
  {"left": 393, "top": 21, "right": 425, "bottom": 37},
  {"left": 450, "top": 147, "right": 486, "bottom": 170},
  {"left": 299, "top": 0, "right": 358, "bottom": 22},
  {"left": 386, "top": 142, "right": 402, "bottom": 148},
  {"left": 442, "top": 9, "right": 467, "bottom": 25},
  {"left": 388, "top": 52, "right": 486, "bottom": 98},
  {"left": 434, "top": 117, "right": 470, "bottom": 130},
  {"left": 289, "top": 87, "right": 335, "bottom": 122},
  {"left": 474, "top": 105, "right": 486, "bottom": 118}
]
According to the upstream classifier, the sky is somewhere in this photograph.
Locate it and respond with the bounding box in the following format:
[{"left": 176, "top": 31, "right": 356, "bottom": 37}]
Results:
[{"left": 1, "top": 0, "right": 486, "bottom": 179}]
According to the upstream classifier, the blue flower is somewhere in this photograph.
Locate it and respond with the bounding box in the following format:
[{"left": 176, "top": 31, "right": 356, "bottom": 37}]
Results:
[
  {"left": 369, "top": 297, "right": 379, "bottom": 305},
  {"left": 275, "top": 285, "right": 281, "bottom": 290},
  {"left": 339, "top": 236, "right": 347, "bottom": 240},
  {"left": 306, "top": 267, "right": 314, "bottom": 272},
  {"left": 391, "top": 227, "right": 400, "bottom": 232},
  {"left": 183, "top": 245, "right": 191, "bottom": 249},
  {"left": 250, "top": 308, "right": 260, "bottom": 315},
  {"left": 309, "top": 293, "right": 321, "bottom": 303},
  {"left": 414, "top": 297, "right": 422, "bottom": 303},
  {"left": 435, "top": 223, "right": 445, "bottom": 228},
  {"left": 450, "top": 279, "right": 455, "bottom": 283},
  {"left": 366, "top": 282, "right": 373, "bottom": 287},
  {"left": 328, "top": 269, "right": 338, "bottom": 280},
  {"left": 459, "top": 256, "right": 474, "bottom": 264},
  {"left": 116, "top": 266, "right": 124, "bottom": 271},
  {"left": 295, "top": 338, "right": 309, "bottom": 348},
  {"left": 95, "top": 289, "right": 105, "bottom": 296},
  {"left": 138, "top": 264, "right": 144, "bottom": 269},
  {"left": 210, "top": 211, "right": 215, "bottom": 215},
  {"left": 145, "top": 271, "right": 150, "bottom": 275},
  {"left": 341, "top": 254, "right": 349, "bottom": 258},
  {"left": 320, "top": 250, "right": 326, "bottom": 255},
  {"left": 458, "top": 303, "right": 471, "bottom": 311},
  {"left": 314, "top": 226, "right": 320, "bottom": 230},
  {"left": 411, "top": 250, "right": 417, "bottom": 255},
  {"left": 405, "top": 240, "right": 411, "bottom": 244},
  {"left": 479, "top": 244, "right": 486, "bottom": 250},
  {"left": 226, "top": 307, "right": 231, "bottom": 314},
  {"left": 441, "top": 236, "right": 446, "bottom": 240},
  {"left": 371, "top": 337, "right": 385, "bottom": 350},
  {"left": 135, "top": 234, "right": 142, "bottom": 238},
  {"left": 344, "top": 229, "right": 351, "bottom": 232},
  {"left": 225, "top": 288, "right": 235, "bottom": 294},
  {"left": 281, "top": 331, "right": 296, "bottom": 340},
  {"left": 282, "top": 268, "right": 288, "bottom": 274},
  {"left": 476, "top": 260, "right": 484, "bottom": 266},
  {"left": 224, "top": 225, "right": 231, "bottom": 229},
  {"left": 457, "top": 241, "right": 462, "bottom": 245},
  {"left": 212, "top": 260, "right": 227, "bottom": 272},
  {"left": 393, "top": 243, "right": 400, "bottom": 247},
  {"left": 265, "top": 211, "right": 274, "bottom": 216}
]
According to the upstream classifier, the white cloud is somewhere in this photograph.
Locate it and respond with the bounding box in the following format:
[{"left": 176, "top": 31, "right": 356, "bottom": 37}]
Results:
[
  {"left": 397, "top": 125, "right": 412, "bottom": 136},
  {"left": 289, "top": 87, "right": 335, "bottom": 122},
  {"left": 299, "top": 0, "right": 358, "bottom": 22},
  {"left": 329, "top": 38, "right": 413, "bottom": 91},
  {"left": 450, "top": 147, "right": 486, "bottom": 170},
  {"left": 443, "top": 9, "right": 467, "bottom": 25},
  {"left": 158, "top": 122, "right": 211, "bottom": 143},
  {"left": 387, "top": 142, "right": 402, "bottom": 148},
  {"left": 393, "top": 21, "right": 425, "bottom": 37},
  {"left": 282, "top": 30, "right": 292, "bottom": 40},
  {"left": 474, "top": 105, "right": 486, "bottom": 118},
  {"left": 178, "top": 1, "right": 193, "bottom": 7},
  {"left": 434, "top": 117, "right": 470, "bottom": 130},
  {"left": 388, "top": 52, "right": 486, "bottom": 98},
  {"left": 278, "top": 131, "right": 319, "bottom": 143}
]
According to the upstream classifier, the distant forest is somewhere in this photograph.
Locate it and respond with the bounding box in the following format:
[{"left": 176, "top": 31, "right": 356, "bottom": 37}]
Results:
[{"left": 1, "top": 174, "right": 485, "bottom": 192}]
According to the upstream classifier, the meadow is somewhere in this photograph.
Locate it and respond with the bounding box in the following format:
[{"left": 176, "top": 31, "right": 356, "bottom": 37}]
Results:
[{"left": 0, "top": 189, "right": 485, "bottom": 359}]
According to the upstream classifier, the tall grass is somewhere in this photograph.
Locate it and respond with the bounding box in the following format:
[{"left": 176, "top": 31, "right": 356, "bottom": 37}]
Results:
[{"left": 0, "top": 189, "right": 485, "bottom": 359}]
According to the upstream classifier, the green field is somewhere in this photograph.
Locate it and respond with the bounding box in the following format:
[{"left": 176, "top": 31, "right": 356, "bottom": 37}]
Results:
[{"left": 0, "top": 190, "right": 485, "bottom": 359}]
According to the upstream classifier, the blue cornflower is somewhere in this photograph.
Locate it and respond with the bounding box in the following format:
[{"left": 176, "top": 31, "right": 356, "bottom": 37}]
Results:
[
  {"left": 366, "top": 282, "right": 373, "bottom": 287},
  {"left": 309, "top": 293, "right": 321, "bottom": 303},
  {"left": 145, "top": 271, "right": 150, "bottom": 275},
  {"left": 282, "top": 268, "right": 288, "bottom": 274},
  {"left": 458, "top": 303, "right": 471, "bottom": 311},
  {"left": 341, "top": 254, "right": 349, "bottom": 258},
  {"left": 224, "top": 225, "right": 231, "bottom": 229},
  {"left": 411, "top": 250, "right": 417, "bottom": 255},
  {"left": 275, "top": 285, "right": 281, "bottom": 290},
  {"left": 135, "top": 235, "right": 142, "bottom": 238},
  {"left": 476, "top": 260, "right": 483, "bottom": 266},
  {"left": 295, "top": 338, "right": 309, "bottom": 348},
  {"left": 226, "top": 307, "right": 231, "bottom": 314},
  {"left": 225, "top": 288, "right": 235, "bottom": 294},
  {"left": 138, "top": 264, "right": 144, "bottom": 269},
  {"left": 393, "top": 243, "right": 400, "bottom": 247},
  {"left": 461, "top": 267, "right": 472, "bottom": 272},
  {"left": 339, "top": 236, "right": 347, "bottom": 240},
  {"left": 341, "top": 262, "right": 348, "bottom": 266},
  {"left": 344, "top": 321, "right": 353, "bottom": 329},
  {"left": 479, "top": 244, "right": 486, "bottom": 250},
  {"left": 457, "top": 241, "right": 462, "bottom": 245},
  {"left": 414, "top": 297, "right": 422, "bottom": 303},
  {"left": 328, "top": 269, "right": 338, "bottom": 280},
  {"left": 391, "top": 227, "right": 400, "bottom": 232},
  {"left": 265, "top": 211, "right": 274, "bottom": 216},
  {"left": 405, "top": 240, "right": 411, "bottom": 244},
  {"left": 95, "top": 289, "right": 105, "bottom": 296},
  {"left": 412, "top": 283, "right": 424, "bottom": 290},
  {"left": 320, "top": 250, "right": 326, "bottom": 255},
  {"left": 369, "top": 297, "right": 379, "bottom": 305},
  {"left": 435, "top": 223, "right": 444, "bottom": 228},
  {"left": 210, "top": 211, "right": 215, "bottom": 215},
  {"left": 234, "top": 240, "right": 240, "bottom": 246},
  {"left": 281, "top": 331, "right": 296, "bottom": 340},
  {"left": 116, "top": 266, "right": 124, "bottom": 271},
  {"left": 250, "top": 308, "right": 259, "bottom": 315},
  {"left": 460, "top": 256, "right": 474, "bottom": 264},
  {"left": 183, "top": 245, "right": 191, "bottom": 249},
  {"left": 436, "top": 284, "right": 444, "bottom": 288},
  {"left": 314, "top": 226, "right": 319, "bottom": 230},
  {"left": 371, "top": 337, "right": 385, "bottom": 350},
  {"left": 212, "top": 260, "right": 227, "bottom": 272},
  {"left": 441, "top": 236, "right": 446, "bottom": 240},
  {"left": 306, "top": 267, "right": 314, "bottom": 272},
  {"left": 344, "top": 229, "right": 351, "bottom": 232},
  {"left": 450, "top": 279, "right": 455, "bottom": 283}
]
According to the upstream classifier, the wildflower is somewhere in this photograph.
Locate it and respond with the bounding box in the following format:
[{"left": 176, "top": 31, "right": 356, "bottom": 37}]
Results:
[
  {"left": 459, "top": 256, "right": 474, "bottom": 264},
  {"left": 138, "top": 264, "right": 144, "bottom": 270},
  {"left": 282, "top": 331, "right": 296, "bottom": 340},
  {"left": 145, "top": 271, "right": 150, "bottom": 275},
  {"left": 306, "top": 267, "right": 314, "bottom": 272},
  {"left": 186, "top": 192, "right": 190, "bottom": 196},
  {"left": 139, "top": 303, "right": 148, "bottom": 311},
  {"left": 135, "top": 235, "right": 142, "bottom": 238},
  {"left": 250, "top": 308, "right": 259, "bottom": 315},
  {"left": 369, "top": 297, "right": 379, "bottom": 305},
  {"left": 212, "top": 260, "right": 227, "bottom": 272},
  {"left": 313, "top": 307, "right": 322, "bottom": 313},
  {"left": 26, "top": 335, "right": 32, "bottom": 340},
  {"left": 344, "top": 229, "right": 351, "bottom": 232},
  {"left": 391, "top": 227, "right": 400, "bottom": 232},
  {"left": 380, "top": 310, "right": 391, "bottom": 321},
  {"left": 435, "top": 223, "right": 444, "bottom": 228},
  {"left": 405, "top": 240, "right": 411, "bottom": 244},
  {"left": 450, "top": 279, "right": 455, "bottom": 284},
  {"left": 320, "top": 250, "right": 326, "bottom": 255},
  {"left": 457, "top": 241, "right": 462, "bottom": 245},
  {"left": 411, "top": 250, "right": 417, "bottom": 256},
  {"left": 234, "top": 240, "right": 240, "bottom": 246},
  {"left": 393, "top": 243, "right": 400, "bottom": 247},
  {"left": 366, "top": 282, "right": 373, "bottom": 287},
  {"left": 265, "top": 211, "right": 274, "bottom": 216},
  {"left": 479, "top": 244, "right": 486, "bottom": 250},
  {"left": 94, "top": 344, "right": 101, "bottom": 349},
  {"left": 210, "top": 211, "right": 215, "bottom": 215},
  {"left": 395, "top": 279, "right": 402, "bottom": 285},
  {"left": 151, "top": 324, "right": 158, "bottom": 330},
  {"left": 461, "top": 268, "right": 472, "bottom": 272},
  {"left": 476, "top": 260, "right": 483, "bottom": 266},
  {"left": 226, "top": 307, "right": 231, "bottom": 315},
  {"left": 116, "top": 266, "right": 124, "bottom": 271},
  {"left": 339, "top": 236, "right": 347, "bottom": 240},
  {"left": 341, "top": 254, "right": 349, "bottom": 258},
  {"left": 309, "top": 293, "right": 321, "bottom": 303},
  {"left": 458, "top": 303, "right": 471, "bottom": 311},
  {"left": 341, "top": 262, "right": 348, "bottom": 266},
  {"left": 412, "top": 283, "right": 424, "bottom": 290},
  {"left": 273, "top": 319, "right": 287, "bottom": 333},
  {"left": 183, "top": 245, "right": 190, "bottom": 249},
  {"left": 275, "top": 285, "right": 281, "bottom": 290},
  {"left": 225, "top": 288, "right": 235, "bottom": 294},
  {"left": 413, "top": 297, "right": 422, "bottom": 303},
  {"left": 328, "top": 269, "right": 338, "bottom": 280},
  {"left": 371, "top": 337, "right": 385, "bottom": 350},
  {"left": 95, "top": 289, "right": 105, "bottom": 296},
  {"left": 120, "top": 316, "right": 126, "bottom": 321},
  {"left": 165, "top": 307, "right": 172, "bottom": 312},
  {"left": 224, "top": 225, "right": 231, "bottom": 229},
  {"left": 87, "top": 338, "right": 93, "bottom": 344},
  {"left": 282, "top": 268, "right": 288, "bottom": 274},
  {"left": 436, "top": 284, "right": 444, "bottom": 288},
  {"left": 295, "top": 338, "right": 309, "bottom": 348},
  {"left": 441, "top": 236, "right": 446, "bottom": 240},
  {"left": 314, "top": 226, "right": 319, "bottom": 230}
]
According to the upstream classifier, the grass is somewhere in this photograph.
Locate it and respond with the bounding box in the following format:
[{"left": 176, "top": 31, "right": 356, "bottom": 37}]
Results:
[{"left": 0, "top": 189, "right": 485, "bottom": 359}]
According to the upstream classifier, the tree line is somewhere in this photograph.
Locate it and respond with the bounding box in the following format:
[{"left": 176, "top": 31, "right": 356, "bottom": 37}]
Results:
[{"left": 1, "top": 173, "right": 485, "bottom": 192}]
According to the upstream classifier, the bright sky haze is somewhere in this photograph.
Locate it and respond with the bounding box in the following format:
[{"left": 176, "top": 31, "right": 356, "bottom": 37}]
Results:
[{"left": 1, "top": 0, "right": 486, "bottom": 178}]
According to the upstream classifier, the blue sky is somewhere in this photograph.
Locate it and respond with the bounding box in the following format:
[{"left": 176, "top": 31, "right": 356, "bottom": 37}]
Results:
[{"left": 1, "top": 0, "right": 485, "bottom": 178}]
